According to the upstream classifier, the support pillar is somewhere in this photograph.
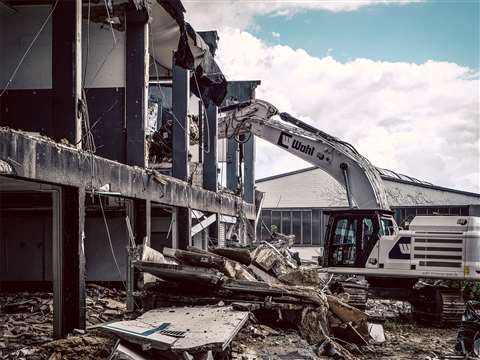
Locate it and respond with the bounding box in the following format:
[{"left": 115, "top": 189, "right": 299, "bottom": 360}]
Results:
[
  {"left": 52, "top": 0, "right": 82, "bottom": 145},
  {"left": 226, "top": 139, "right": 239, "bottom": 193},
  {"left": 53, "top": 186, "right": 86, "bottom": 339},
  {"left": 203, "top": 104, "right": 220, "bottom": 244},
  {"left": 172, "top": 60, "right": 191, "bottom": 249},
  {"left": 244, "top": 136, "right": 256, "bottom": 204},
  {"left": 133, "top": 199, "right": 151, "bottom": 246},
  {"left": 127, "top": 199, "right": 150, "bottom": 311},
  {"left": 126, "top": 5, "right": 149, "bottom": 167}
]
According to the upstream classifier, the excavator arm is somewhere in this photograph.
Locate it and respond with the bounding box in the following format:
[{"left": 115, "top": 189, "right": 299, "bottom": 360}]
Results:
[{"left": 219, "top": 99, "right": 390, "bottom": 210}]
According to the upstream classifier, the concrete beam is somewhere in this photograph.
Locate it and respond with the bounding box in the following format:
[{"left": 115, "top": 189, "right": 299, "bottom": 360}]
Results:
[
  {"left": 191, "top": 213, "right": 216, "bottom": 237},
  {"left": 0, "top": 128, "right": 256, "bottom": 220}
]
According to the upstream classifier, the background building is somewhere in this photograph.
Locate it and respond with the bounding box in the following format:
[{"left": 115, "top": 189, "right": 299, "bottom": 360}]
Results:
[{"left": 256, "top": 167, "right": 480, "bottom": 260}]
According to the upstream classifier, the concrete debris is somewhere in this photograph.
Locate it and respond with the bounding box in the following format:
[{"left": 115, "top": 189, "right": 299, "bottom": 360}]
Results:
[
  {"left": 209, "top": 247, "right": 252, "bottom": 266},
  {"left": 2, "top": 240, "right": 456, "bottom": 360},
  {"left": 365, "top": 299, "right": 412, "bottom": 322},
  {"left": 251, "top": 242, "right": 297, "bottom": 277},
  {"left": 0, "top": 285, "right": 126, "bottom": 359},
  {"left": 100, "top": 306, "right": 249, "bottom": 353},
  {"left": 127, "top": 242, "right": 374, "bottom": 359},
  {"left": 367, "top": 323, "right": 386, "bottom": 343}
]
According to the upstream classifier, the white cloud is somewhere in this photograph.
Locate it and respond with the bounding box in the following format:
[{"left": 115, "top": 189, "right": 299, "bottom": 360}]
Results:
[
  {"left": 184, "top": 0, "right": 421, "bottom": 31},
  {"left": 271, "top": 31, "right": 281, "bottom": 38},
  {"left": 215, "top": 29, "right": 480, "bottom": 192}
]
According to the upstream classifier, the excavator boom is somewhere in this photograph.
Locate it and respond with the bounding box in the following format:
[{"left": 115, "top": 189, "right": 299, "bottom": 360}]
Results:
[{"left": 219, "top": 99, "right": 389, "bottom": 210}]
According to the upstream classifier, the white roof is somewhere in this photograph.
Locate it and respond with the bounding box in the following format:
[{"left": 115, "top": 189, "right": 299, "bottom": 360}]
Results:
[{"left": 256, "top": 167, "right": 480, "bottom": 209}]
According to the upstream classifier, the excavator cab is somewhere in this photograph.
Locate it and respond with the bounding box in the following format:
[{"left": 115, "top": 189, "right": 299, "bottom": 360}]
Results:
[{"left": 324, "top": 209, "right": 396, "bottom": 268}]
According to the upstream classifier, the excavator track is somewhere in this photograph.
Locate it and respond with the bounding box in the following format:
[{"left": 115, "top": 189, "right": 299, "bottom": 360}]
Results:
[
  {"left": 411, "top": 287, "right": 465, "bottom": 327},
  {"left": 342, "top": 282, "right": 368, "bottom": 311}
]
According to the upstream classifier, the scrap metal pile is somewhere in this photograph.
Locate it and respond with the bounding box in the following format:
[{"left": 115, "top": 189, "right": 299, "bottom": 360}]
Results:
[{"left": 97, "top": 235, "right": 380, "bottom": 359}]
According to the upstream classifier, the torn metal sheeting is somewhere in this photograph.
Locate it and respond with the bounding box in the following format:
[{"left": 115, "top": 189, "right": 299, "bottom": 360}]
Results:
[{"left": 100, "top": 306, "right": 249, "bottom": 352}]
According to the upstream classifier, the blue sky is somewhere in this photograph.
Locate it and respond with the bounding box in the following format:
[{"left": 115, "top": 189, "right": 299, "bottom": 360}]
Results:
[{"left": 255, "top": 1, "right": 479, "bottom": 69}]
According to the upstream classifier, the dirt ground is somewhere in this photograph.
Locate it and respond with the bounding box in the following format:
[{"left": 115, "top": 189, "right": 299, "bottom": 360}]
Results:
[
  {"left": 1, "top": 291, "right": 464, "bottom": 360},
  {"left": 359, "top": 322, "right": 458, "bottom": 360}
]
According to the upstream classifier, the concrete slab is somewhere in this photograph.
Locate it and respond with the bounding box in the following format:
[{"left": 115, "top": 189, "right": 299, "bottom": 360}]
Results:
[{"left": 100, "top": 306, "right": 249, "bottom": 352}]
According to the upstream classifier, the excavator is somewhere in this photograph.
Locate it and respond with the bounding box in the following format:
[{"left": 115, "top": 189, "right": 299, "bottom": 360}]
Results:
[{"left": 218, "top": 99, "right": 480, "bottom": 326}]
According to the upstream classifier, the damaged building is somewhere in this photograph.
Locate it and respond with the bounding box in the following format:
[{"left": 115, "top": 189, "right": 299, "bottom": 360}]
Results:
[
  {"left": 0, "top": 0, "right": 260, "bottom": 342},
  {"left": 1, "top": 1, "right": 480, "bottom": 360}
]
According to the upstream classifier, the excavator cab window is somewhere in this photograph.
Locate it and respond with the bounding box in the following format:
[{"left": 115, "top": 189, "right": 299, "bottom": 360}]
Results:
[
  {"left": 363, "top": 218, "right": 374, "bottom": 244},
  {"left": 380, "top": 217, "right": 395, "bottom": 236},
  {"left": 331, "top": 218, "right": 358, "bottom": 266},
  {"left": 325, "top": 212, "right": 382, "bottom": 268}
]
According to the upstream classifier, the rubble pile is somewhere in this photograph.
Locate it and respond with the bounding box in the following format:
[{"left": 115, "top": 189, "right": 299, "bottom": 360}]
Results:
[
  {"left": 96, "top": 238, "right": 378, "bottom": 359},
  {"left": 3, "top": 237, "right": 473, "bottom": 359},
  {"left": 365, "top": 299, "right": 412, "bottom": 322},
  {"left": 0, "top": 285, "right": 127, "bottom": 359}
]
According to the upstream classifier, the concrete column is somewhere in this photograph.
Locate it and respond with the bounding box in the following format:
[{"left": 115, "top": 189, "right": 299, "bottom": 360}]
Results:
[
  {"left": 244, "top": 136, "right": 256, "bottom": 204},
  {"left": 127, "top": 199, "right": 150, "bottom": 311},
  {"left": 125, "top": 5, "right": 149, "bottom": 167},
  {"left": 53, "top": 186, "right": 86, "bottom": 339},
  {"left": 226, "top": 139, "right": 239, "bottom": 192},
  {"left": 52, "top": 0, "right": 82, "bottom": 145},
  {"left": 172, "top": 60, "right": 191, "bottom": 249},
  {"left": 203, "top": 104, "right": 218, "bottom": 192},
  {"left": 202, "top": 104, "right": 220, "bottom": 244}
]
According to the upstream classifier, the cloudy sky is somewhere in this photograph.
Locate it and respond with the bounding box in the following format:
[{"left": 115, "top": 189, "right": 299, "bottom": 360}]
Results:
[{"left": 184, "top": 0, "right": 479, "bottom": 193}]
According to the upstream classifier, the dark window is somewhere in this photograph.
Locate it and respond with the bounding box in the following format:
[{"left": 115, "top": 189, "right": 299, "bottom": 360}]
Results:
[
  {"left": 331, "top": 218, "right": 357, "bottom": 265},
  {"left": 362, "top": 218, "right": 374, "bottom": 244},
  {"left": 282, "top": 211, "right": 291, "bottom": 235},
  {"left": 380, "top": 217, "right": 395, "bottom": 236},
  {"left": 448, "top": 207, "right": 461, "bottom": 215},
  {"left": 417, "top": 207, "right": 428, "bottom": 215},
  {"left": 312, "top": 209, "right": 322, "bottom": 245},
  {"left": 271, "top": 211, "right": 281, "bottom": 233},
  {"left": 302, "top": 211, "right": 312, "bottom": 245},
  {"left": 334, "top": 218, "right": 357, "bottom": 244},
  {"left": 292, "top": 211, "right": 302, "bottom": 244},
  {"left": 261, "top": 210, "right": 271, "bottom": 241}
]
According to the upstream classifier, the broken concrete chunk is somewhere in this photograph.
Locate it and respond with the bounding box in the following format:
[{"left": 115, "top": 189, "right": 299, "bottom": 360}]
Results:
[
  {"left": 248, "top": 264, "right": 283, "bottom": 286},
  {"left": 251, "top": 242, "right": 297, "bottom": 277},
  {"left": 100, "top": 306, "right": 249, "bottom": 353},
  {"left": 368, "top": 322, "right": 386, "bottom": 343},
  {"left": 277, "top": 268, "right": 326, "bottom": 287}
]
